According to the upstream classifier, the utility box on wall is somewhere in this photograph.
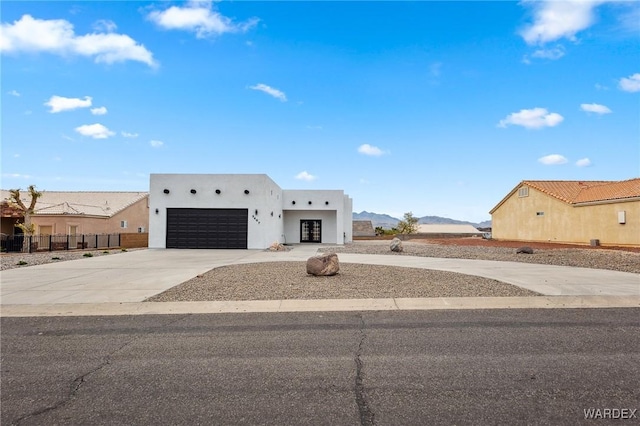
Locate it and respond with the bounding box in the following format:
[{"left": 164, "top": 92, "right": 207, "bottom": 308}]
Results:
[{"left": 618, "top": 211, "right": 626, "bottom": 224}]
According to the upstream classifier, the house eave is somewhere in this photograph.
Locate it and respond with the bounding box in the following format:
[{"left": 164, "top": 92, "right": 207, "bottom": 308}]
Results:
[{"left": 573, "top": 196, "right": 640, "bottom": 207}]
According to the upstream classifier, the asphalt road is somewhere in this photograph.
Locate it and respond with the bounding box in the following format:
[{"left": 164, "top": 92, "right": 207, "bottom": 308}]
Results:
[{"left": 2, "top": 309, "right": 639, "bottom": 425}]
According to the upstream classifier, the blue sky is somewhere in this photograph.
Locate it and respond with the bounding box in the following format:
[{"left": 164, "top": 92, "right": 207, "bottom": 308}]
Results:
[{"left": 1, "top": 0, "right": 638, "bottom": 222}]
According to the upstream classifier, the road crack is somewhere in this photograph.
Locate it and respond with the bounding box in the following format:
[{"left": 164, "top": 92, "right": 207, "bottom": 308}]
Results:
[
  {"left": 13, "top": 315, "right": 188, "bottom": 425},
  {"left": 355, "top": 314, "right": 375, "bottom": 425}
]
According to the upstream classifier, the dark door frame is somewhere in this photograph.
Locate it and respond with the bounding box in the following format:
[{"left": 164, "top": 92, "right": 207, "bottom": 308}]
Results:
[{"left": 300, "top": 219, "right": 322, "bottom": 243}]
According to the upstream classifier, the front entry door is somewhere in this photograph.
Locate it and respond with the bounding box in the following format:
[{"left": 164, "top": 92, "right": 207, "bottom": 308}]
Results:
[{"left": 300, "top": 220, "right": 321, "bottom": 243}]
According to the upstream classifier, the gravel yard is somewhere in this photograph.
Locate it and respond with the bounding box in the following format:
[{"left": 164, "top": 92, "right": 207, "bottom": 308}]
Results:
[
  {"left": 146, "top": 261, "right": 539, "bottom": 302},
  {"left": 3, "top": 240, "right": 637, "bottom": 302},
  {"left": 320, "top": 240, "right": 640, "bottom": 274},
  {"left": 0, "top": 248, "right": 142, "bottom": 271}
]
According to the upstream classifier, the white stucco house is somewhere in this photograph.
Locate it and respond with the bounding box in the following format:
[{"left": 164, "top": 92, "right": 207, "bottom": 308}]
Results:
[{"left": 149, "top": 174, "right": 353, "bottom": 249}]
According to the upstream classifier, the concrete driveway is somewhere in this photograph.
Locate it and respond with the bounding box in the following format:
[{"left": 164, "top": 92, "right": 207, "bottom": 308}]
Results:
[{"left": 1, "top": 246, "right": 638, "bottom": 307}]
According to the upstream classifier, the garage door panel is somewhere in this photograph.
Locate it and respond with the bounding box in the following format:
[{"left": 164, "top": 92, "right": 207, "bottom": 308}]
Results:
[{"left": 166, "top": 208, "right": 247, "bottom": 249}]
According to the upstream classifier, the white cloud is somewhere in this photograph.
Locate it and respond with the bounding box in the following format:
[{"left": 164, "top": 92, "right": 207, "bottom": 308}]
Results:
[
  {"left": 45, "top": 95, "right": 92, "bottom": 113},
  {"left": 531, "top": 45, "right": 566, "bottom": 60},
  {"left": 595, "top": 83, "right": 608, "bottom": 91},
  {"left": 93, "top": 19, "right": 117, "bottom": 33},
  {"left": 74, "top": 123, "right": 115, "bottom": 139},
  {"left": 8, "top": 89, "right": 20, "bottom": 96},
  {"left": 357, "top": 144, "right": 385, "bottom": 156},
  {"left": 498, "top": 108, "right": 564, "bottom": 129},
  {"left": 520, "top": 0, "right": 605, "bottom": 45},
  {"left": 121, "top": 131, "right": 138, "bottom": 138},
  {"left": 249, "top": 83, "right": 287, "bottom": 102},
  {"left": 150, "top": 140, "right": 164, "bottom": 148},
  {"left": 90, "top": 106, "right": 108, "bottom": 115},
  {"left": 295, "top": 171, "right": 317, "bottom": 181},
  {"left": 576, "top": 158, "right": 592, "bottom": 167},
  {"left": 0, "top": 14, "right": 157, "bottom": 67},
  {"left": 619, "top": 73, "right": 640, "bottom": 92},
  {"left": 580, "top": 103, "right": 612, "bottom": 114},
  {"left": 2, "top": 173, "right": 32, "bottom": 179},
  {"left": 147, "top": 2, "right": 258, "bottom": 38},
  {"left": 538, "top": 154, "right": 568, "bottom": 165}
]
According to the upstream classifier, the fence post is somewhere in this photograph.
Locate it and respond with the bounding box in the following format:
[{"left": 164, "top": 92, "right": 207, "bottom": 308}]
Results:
[
  {"left": 95, "top": 234, "right": 98, "bottom": 248},
  {"left": 118, "top": 234, "right": 121, "bottom": 248},
  {"left": 29, "top": 236, "right": 32, "bottom": 253},
  {"left": 82, "top": 234, "right": 85, "bottom": 250},
  {"left": 49, "top": 235, "right": 52, "bottom": 252},
  {"left": 107, "top": 234, "right": 110, "bottom": 248},
  {"left": 66, "top": 234, "right": 70, "bottom": 251}
]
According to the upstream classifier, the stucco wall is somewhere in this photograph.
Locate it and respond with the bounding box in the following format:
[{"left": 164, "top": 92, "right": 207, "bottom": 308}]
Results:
[
  {"left": 492, "top": 186, "right": 639, "bottom": 246},
  {"left": 282, "top": 210, "right": 339, "bottom": 244},
  {"left": 149, "top": 174, "right": 284, "bottom": 249},
  {"left": 282, "top": 189, "right": 349, "bottom": 244}
]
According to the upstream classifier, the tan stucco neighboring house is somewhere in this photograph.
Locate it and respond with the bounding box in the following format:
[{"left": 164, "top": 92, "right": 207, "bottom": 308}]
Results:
[
  {"left": 1, "top": 190, "right": 149, "bottom": 236},
  {"left": 489, "top": 178, "right": 640, "bottom": 247}
]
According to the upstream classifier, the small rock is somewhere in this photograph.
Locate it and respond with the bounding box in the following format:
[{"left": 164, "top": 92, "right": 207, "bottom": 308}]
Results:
[
  {"left": 306, "top": 253, "right": 340, "bottom": 276},
  {"left": 516, "top": 246, "right": 534, "bottom": 254},
  {"left": 390, "top": 237, "right": 403, "bottom": 253},
  {"left": 268, "top": 241, "right": 287, "bottom": 251}
]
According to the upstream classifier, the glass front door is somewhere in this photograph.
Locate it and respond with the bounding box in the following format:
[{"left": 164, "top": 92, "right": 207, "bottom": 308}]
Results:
[{"left": 300, "top": 220, "right": 321, "bottom": 243}]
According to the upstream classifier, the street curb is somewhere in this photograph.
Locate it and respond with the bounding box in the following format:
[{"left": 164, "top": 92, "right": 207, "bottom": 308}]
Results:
[{"left": 1, "top": 295, "right": 638, "bottom": 317}]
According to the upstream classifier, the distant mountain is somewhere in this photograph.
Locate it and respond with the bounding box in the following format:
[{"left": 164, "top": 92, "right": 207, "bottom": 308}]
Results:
[
  {"left": 352, "top": 211, "right": 400, "bottom": 229},
  {"left": 353, "top": 211, "right": 491, "bottom": 229}
]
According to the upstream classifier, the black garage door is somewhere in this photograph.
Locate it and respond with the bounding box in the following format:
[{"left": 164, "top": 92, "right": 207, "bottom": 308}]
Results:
[{"left": 166, "top": 208, "right": 248, "bottom": 249}]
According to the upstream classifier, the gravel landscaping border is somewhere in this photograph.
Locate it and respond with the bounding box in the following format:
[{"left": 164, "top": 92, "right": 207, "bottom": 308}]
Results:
[
  {"left": 319, "top": 241, "right": 640, "bottom": 274},
  {"left": 146, "top": 261, "right": 539, "bottom": 302},
  {"left": 0, "top": 248, "right": 143, "bottom": 271}
]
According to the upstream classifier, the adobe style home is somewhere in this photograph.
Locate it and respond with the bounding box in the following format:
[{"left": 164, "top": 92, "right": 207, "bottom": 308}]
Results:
[
  {"left": 0, "top": 190, "right": 149, "bottom": 236},
  {"left": 490, "top": 178, "right": 639, "bottom": 247},
  {"left": 149, "top": 174, "right": 353, "bottom": 249}
]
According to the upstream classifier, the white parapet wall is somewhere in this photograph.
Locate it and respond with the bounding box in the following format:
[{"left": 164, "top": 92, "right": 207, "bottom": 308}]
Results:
[{"left": 149, "top": 174, "right": 352, "bottom": 249}]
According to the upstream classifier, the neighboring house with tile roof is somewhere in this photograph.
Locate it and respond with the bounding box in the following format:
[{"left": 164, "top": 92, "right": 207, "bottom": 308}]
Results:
[
  {"left": 0, "top": 190, "right": 149, "bottom": 237},
  {"left": 489, "top": 178, "right": 639, "bottom": 246}
]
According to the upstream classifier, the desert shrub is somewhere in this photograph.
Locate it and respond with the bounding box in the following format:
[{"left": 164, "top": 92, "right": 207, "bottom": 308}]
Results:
[{"left": 83, "top": 253, "right": 94, "bottom": 257}]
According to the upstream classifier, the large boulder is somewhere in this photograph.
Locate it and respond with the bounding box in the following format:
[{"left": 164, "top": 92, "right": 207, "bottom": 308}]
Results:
[
  {"left": 306, "top": 253, "right": 340, "bottom": 276},
  {"left": 516, "top": 246, "right": 534, "bottom": 254},
  {"left": 390, "top": 237, "right": 404, "bottom": 253}
]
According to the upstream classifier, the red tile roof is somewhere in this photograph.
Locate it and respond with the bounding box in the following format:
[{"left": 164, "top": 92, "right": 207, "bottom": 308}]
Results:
[
  {"left": 524, "top": 179, "right": 640, "bottom": 204},
  {"left": 490, "top": 178, "right": 640, "bottom": 214}
]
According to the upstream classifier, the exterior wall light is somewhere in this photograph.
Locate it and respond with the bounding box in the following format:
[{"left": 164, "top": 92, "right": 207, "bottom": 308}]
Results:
[
  {"left": 292, "top": 201, "right": 296, "bottom": 205},
  {"left": 244, "top": 189, "right": 250, "bottom": 194},
  {"left": 190, "top": 189, "right": 197, "bottom": 194},
  {"left": 163, "top": 189, "right": 170, "bottom": 194},
  {"left": 155, "top": 208, "right": 159, "bottom": 214},
  {"left": 325, "top": 201, "right": 329, "bottom": 205},
  {"left": 271, "top": 212, "right": 274, "bottom": 216},
  {"left": 308, "top": 201, "right": 312, "bottom": 205},
  {"left": 255, "top": 209, "right": 258, "bottom": 215},
  {"left": 215, "top": 189, "right": 221, "bottom": 194}
]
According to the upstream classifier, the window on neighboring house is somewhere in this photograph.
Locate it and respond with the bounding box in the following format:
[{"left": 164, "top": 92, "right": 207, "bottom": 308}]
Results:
[
  {"left": 536, "top": 212, "right": 544, "bottom": 216},
  {"left": 121, "top": 220, "right": 128, "bottom": 228},
  {"left": 518, "top": 187, "right": 529, "bottom": 197}
]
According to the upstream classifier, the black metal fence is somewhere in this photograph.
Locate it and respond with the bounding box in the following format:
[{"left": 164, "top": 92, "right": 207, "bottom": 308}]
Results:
[{"left": 0, "top": 233, "right": 121, "bottom": 253}]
